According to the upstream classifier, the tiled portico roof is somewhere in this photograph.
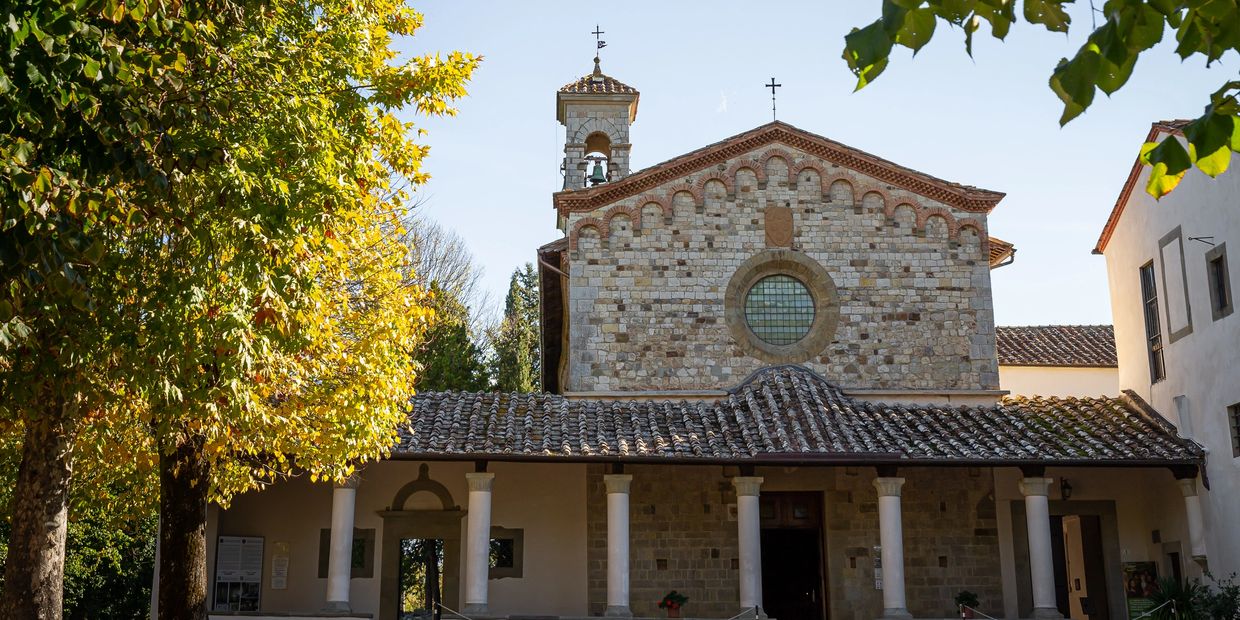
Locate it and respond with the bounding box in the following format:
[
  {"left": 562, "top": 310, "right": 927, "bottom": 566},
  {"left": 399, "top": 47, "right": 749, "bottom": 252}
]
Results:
[
  {"left": 996, "top": 325, "right": 1118, "bottom": 367},
  {"left": 400, "top": 366, "right": 1200, "bottom": 466}
]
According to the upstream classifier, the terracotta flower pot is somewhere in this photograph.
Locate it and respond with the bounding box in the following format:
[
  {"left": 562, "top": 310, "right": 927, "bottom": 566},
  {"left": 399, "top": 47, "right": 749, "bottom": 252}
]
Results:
[
  {"left": 962, "top": 607, "right": 975, "bottom": 619},
  {"left": 667, "top": 607, "right": 682, "bottom": 619}
]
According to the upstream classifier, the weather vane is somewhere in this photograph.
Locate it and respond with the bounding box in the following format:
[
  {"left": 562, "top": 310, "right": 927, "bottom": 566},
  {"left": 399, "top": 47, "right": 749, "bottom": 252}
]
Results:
[
  {"left": 593, "top": 24, "right": 607, "bottom": 58},
  {"left": 766, "top": 77, "right": 782, "bottom": 122}
]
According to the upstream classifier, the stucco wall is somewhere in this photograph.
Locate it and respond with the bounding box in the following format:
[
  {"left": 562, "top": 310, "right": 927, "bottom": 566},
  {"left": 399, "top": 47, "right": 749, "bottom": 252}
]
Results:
[
  {"left": 998, "top": 365, "right": 1119, "bottom": 397},
  {"left": 214, "top": 461, "right": 588, "bottom": 618},
  {"left": 563, "top": 145, "right": 998, "bottom": 393},
  {"left": 1103, "top": 137, "right": 1240, "bottom": 579}
]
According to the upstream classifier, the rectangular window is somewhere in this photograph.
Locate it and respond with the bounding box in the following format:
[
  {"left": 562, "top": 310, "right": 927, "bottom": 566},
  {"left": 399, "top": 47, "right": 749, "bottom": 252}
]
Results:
[
  {"left": 1206, "top": 243, "right": 1233, "bottom": 321},
  {"left": 1140, "top": 262, "right": 1166, "bottom": 382},
  {"left": 1229, "top": 403, "right": 1240, "bottom": 458}
]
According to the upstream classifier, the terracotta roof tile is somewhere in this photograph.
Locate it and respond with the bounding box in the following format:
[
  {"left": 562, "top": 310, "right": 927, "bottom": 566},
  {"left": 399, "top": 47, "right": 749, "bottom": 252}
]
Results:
[
  {"left": 559, "top": 73, "right": 638, "bottom": 95},
  {"left": 996, "top": 325, "right": 1117, "bottom": 367},
  {"left": 401, "top": 365, "right": 1196, "bottom": 465}
]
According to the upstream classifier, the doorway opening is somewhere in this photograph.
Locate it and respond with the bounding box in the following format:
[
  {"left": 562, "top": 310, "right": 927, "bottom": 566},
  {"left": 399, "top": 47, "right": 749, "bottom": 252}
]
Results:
[
  {"left": 399, "top": 538, "right": 444, "bottom": 620},
  {"left": 760, "top": 491, "right": 826, "bottom": 620},
  {"left": 1054, "top": 515, "right": 1111, "bottom": 620}
]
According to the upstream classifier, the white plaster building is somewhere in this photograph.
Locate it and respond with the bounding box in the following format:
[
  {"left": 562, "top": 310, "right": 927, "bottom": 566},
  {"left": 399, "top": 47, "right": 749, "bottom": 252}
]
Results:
[
  {"left": 996, "top": 326, "right": 1120, "bottom": 398},
  {"left": 197, "top": 66, "right": 1210, "bottom": 620},
  {"left": 1095, "top": 120, "right": 1240, "bottom": 580}
]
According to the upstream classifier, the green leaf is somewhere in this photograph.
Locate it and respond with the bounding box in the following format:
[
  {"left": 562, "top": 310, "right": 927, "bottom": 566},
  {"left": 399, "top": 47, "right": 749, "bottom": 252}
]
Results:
[
  {"left": 1142, "top": 137, "right": 1193, "bottom": 198},
  {"left": 843, "top": 21, "right": 894, "bottom": 90},
  {"left": 1048, "top": 47, "right": 1101, "bottom": 125},
  {"left": 84, "top": 59, "right": 101, "bottom": 80},
  {"left": 1024, "top": 0, "right": 1071, "bottom": 33},
  {"left": 1184, "top": 113, "right": 1234, "bottom": 177},
  {"left": 1096, "top": 55, "right": 1136, "bottom": 96},
  {"left": 895, "top": 8, "right": 937, "bottom": 53}
]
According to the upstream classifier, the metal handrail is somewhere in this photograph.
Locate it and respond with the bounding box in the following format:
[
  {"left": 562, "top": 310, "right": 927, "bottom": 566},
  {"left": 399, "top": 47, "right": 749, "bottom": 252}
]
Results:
[
  {"left": 434, "top": 602, "right": 474, "bottom": 620},
  {"left": 959, "top": 604, "right": 1002, "bottom": 620}
]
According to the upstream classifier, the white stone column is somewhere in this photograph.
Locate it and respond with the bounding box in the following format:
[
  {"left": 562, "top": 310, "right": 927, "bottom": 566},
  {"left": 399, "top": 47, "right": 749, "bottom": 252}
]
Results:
[
  {"left": 874, "top": 477, "right": 911, "bottom": 619},
  {"left": 324, "top": 476, "right": 359, "bottom": 611},
  {"left": 1178, "top": 477, "right": 1208, "bottom": 560},
  {"left": 733, "top": 476, "right": 764, "bottom": 615},
  {"left": 605, "top": 474, "right": 634, "bottom": 617},
  {"left": 1020, "top": 476, "right": 1063, "bottom": 620},
  {"left": 464, "top": 472, "right": 495, "bottom": 616}
]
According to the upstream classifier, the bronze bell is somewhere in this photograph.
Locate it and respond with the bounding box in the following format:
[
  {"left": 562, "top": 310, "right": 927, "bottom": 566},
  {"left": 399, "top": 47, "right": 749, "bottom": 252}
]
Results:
[{"left": 588, "top": 160, "right": 607, "bottom": 185}]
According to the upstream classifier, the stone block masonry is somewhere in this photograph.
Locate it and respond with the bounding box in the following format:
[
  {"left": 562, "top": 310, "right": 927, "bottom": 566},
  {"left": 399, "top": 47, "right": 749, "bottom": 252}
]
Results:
[
  {"left": 585, "top": 465, "right": 1004, "bottom": 620},
  {"left": 562, "top": 146, "right": 999, "bottom": 392}
]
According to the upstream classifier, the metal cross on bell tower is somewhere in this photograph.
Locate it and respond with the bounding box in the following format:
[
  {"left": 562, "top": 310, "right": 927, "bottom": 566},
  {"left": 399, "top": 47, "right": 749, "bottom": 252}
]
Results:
[
  {"left": 765, "top": 77, "right": 782, "bottom": 122},
  {"left": 592, "top": 24, "right": 607, "bottom": 56}
]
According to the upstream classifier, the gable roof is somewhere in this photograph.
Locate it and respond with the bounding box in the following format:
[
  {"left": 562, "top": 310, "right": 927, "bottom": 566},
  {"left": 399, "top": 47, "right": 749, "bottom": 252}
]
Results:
[
  {"left": 1093, "top": 120, "right": 1190, "bottom": 254},
  {"left": 552, "top": 121, "right": 1005, "bottom": 216},
  {"left": 400, "top": 365, "right": 1199, "bottom": 466},
  {"left": 996, "top": 325, "right": 1117, "bottom": 368}
]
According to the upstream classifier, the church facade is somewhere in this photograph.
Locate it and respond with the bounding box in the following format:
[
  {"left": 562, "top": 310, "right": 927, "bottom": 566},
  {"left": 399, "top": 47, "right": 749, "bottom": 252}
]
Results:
[{"left": 201, "top": 63, "right": 1208, "bottom": 620}]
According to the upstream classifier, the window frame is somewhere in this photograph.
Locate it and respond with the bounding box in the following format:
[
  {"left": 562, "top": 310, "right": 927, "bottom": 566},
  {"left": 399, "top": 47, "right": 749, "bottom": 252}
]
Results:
[
  {"left": 1139, "top": 261, "right": 1166, "bottom": 383},
  {"left": 1205, "top": 243, "right": 1233, "bottom": 321},
  {"left": 488, "top": 526, "right": 524, "bottom": 579},
  {"left": 317, "top": 528, "right": 376, "bottom": 579},
  {"left": 723, "top": 250, "right": 839, "bottom": 364},
  {"left": 1228, "top": 403, "right": 1240, "bottom": 459},
  {"left": 743, "top": 274, "right": 817, "bottom": 346}
]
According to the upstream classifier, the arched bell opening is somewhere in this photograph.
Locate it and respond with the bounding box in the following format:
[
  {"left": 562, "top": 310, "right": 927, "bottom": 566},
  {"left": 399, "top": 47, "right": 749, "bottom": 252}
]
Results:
[{"left": 584, "top": 131, "right": 613, "bottom": 187}]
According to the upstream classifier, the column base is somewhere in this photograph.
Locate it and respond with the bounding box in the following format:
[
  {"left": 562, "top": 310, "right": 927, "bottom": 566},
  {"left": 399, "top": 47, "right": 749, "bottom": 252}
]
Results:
[
  {"left": 462, "top": 603, "right": 491, "bottom": 616},
  {"left": 1031, "top": 607, "right": 1064, "bottom": 620},
  {"left": 322, "top": 600, "right": 351, "bottom": 612},
  {"left": 736, "top": 607, "right": 768, "bottom": 619},
  {"left": 604, "top": 604, "right": 633, "bottom": 617},
  {"left": 880, "top": 608, "right": 912, "bottom": 620}
]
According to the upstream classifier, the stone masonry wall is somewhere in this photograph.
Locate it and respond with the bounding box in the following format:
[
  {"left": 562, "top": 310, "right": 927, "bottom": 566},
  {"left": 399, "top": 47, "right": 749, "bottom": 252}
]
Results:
[
  {"left": 585, "top": 465, "right": 1003, "bottom": 620},
  {"left": 563, "top": 146, "right": 998, "bottom": 392},
  {"left": 586, "top": 464, "right": 740, "bottom": 618}
]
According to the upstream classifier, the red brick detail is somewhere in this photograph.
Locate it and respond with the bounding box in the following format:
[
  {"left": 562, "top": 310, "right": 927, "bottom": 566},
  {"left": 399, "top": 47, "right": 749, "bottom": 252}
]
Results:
[
  {"left": 758, "top": 149, "right": 793, "bottom": 184},
  {"left": 725, "top": 160, "right": 763, "bottom": 189},
  {"left": 638, "top": 196, "right": 672, "bottom": 218},
  {"left": 694, "top": 171, "right": 732, "bottom": 201},
  {"left": 917, "top": 207, "right": 958, "bottom": 237},
  {"left": 955, "top": 218, "right": 985, "bottom": 240},
  {"left": 791, "top": 160, "right": 830, "bottom": 198},
  {"left": 664, "top": 182, "right": 701, "bottom": 207},
  {"left": 552, "top": 122, "right": 1004, "bottom": 215},
  {"left": 569, "top": 217, "right": 608, "bottom": 250},
  {"left": 824, "top": 176, "right": 856, "bottom": 204},
  {"left": 603, "top": 204, "right": 641, "bottom": 232}
]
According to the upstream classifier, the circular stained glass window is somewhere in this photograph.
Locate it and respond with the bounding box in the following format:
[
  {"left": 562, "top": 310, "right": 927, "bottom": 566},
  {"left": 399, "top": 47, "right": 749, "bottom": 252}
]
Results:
[{"left": 743, "top": 274, "right": 816, "bottom": 345}]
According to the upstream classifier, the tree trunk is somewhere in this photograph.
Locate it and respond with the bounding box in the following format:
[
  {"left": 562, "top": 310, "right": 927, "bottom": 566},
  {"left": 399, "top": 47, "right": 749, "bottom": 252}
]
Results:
[
  {"left": 0, "top": 405, "right": 76, "bottom": 620},
  {"left": 158, "top": 438, "right": 210, "bottom": 620}
]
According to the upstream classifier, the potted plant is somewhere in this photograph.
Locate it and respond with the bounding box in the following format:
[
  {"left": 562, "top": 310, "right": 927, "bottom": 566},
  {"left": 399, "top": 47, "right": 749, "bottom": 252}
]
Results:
[
  {"left": 658, "top": 590, "right": 689, "bottom": 618},
  {"left": 955, "top": 590, "right": 980, "bottom": 619}
]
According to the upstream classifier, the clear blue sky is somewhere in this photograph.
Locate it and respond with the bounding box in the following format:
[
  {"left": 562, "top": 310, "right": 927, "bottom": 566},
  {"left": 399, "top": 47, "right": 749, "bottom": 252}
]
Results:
[{"left": 399, "top": 2, "right": 1223, "bottom": 327}]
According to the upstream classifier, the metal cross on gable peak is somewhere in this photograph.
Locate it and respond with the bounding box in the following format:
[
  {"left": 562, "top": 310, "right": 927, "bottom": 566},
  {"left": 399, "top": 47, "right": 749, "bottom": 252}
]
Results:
[{"left": 765, "top": 77, "right": 782, "bottom": 122}]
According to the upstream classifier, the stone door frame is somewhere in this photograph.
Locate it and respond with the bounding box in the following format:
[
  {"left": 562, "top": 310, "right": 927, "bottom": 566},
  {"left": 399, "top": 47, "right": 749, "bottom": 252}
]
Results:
[{"left": 378, "top": 509, "right": 465, "bottom": 620}]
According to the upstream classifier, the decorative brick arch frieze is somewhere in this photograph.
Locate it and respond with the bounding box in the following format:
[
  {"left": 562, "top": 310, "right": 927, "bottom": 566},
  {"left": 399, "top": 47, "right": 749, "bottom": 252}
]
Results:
[
  {"left": 664, "top": 182, "right": 701, "bottom": 208},
  {"left": 694, "top": 171, "right": 732, "bottom": 202},
  {"left": 603, "top": 204, "right": 641, "bottom": 233},
  {"left": 725, "top": 159, "right": 763, "bottom": 191},
  {"left": 639, "top": 196, "right": 672, "bottom": 219},
  {"left": 955, "top": 218, "right": 985, "bottom": 241},
  {"left": 917, "top": 207, "right": 958, "bottom": 237},
  {"left": 758, "top": 149, "right": 793, "bottom": 186},
  {"left": 569, "top": 217, "right": 607, "bottom": 250},
  {"left": 826, "top": 178, "right": 857, "bottom": 206},
  {"left": 792, "top": 160, "right": 830, "bottom": 198}
]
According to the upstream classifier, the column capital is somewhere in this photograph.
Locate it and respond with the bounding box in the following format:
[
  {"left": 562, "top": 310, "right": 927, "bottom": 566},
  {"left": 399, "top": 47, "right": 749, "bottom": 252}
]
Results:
[
  {"left": 873, "top": 477, "right": 906, "bottom": 497},
  {"left": 466, "top": 472, "right": 495, "bottom": 492},
  {"left": 732, "top": 476, "right": 763, "bottom": 497},
  {"left": 1178, "top": 477, "right": 1199, "bottom": 498},
  {"left": 1019, "top": 476, "right": 1054, "bottom": 497},
  {"left": 604, "top": 474, "right": 633, "bottom": 494}
]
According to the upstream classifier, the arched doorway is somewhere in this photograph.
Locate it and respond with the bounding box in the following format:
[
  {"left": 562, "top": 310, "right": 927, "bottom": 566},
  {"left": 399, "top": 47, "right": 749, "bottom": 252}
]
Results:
[{"left": 379, "top": 464, "right": 464, "bottom": 620}]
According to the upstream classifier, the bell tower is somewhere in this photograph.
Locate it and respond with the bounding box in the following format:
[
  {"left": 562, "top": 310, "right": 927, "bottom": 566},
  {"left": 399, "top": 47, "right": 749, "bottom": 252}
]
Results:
[{"left": 556, "top": 56, "right": 639, "bottom": 190}]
